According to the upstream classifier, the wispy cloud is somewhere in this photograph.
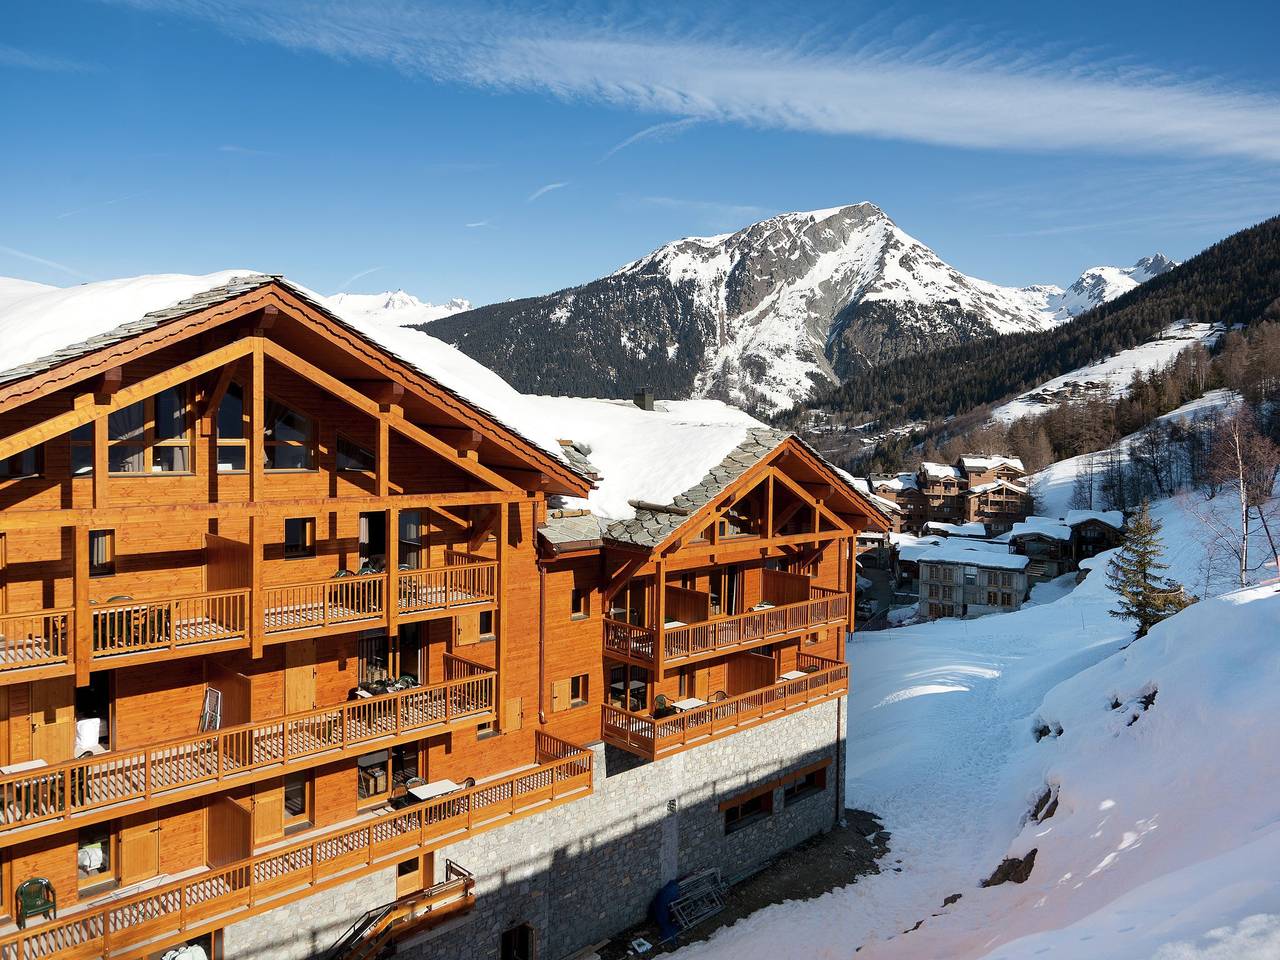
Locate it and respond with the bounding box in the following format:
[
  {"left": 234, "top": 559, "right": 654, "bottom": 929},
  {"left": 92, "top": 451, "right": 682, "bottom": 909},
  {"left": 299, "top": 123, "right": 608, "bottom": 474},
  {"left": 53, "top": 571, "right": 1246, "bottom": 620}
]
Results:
[
  {"left": 0, "top": 245, "right": 92, "bottom": 281},
  {"left": 0, "top": 43, "right": 89, "bottom": 72},
  {"left": 603, "top": 118, "right": 700, "bottom": 160},
  {"left": 337, "top": 265, "right": 386, "bottom": 290},
  {"left": 102, "top": 2, "right": 1280, "bottom": 163},
  {"left": 526, "top": 181, "right": 567, "bottom": 203},
  {"left": 465, "top": 220, "right": 492, "bottom": 228},
  {"left": 56, "top": 191, "right": 149, "bottom": 221}
]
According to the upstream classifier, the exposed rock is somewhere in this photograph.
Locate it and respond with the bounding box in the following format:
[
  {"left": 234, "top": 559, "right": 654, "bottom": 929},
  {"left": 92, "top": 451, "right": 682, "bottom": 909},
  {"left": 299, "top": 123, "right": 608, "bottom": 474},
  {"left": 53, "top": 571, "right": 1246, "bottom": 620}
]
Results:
[
  {"left": 981, "top": 848, "right": 1038, "bottom": 887},
  {"left": 942, "top": 893, "right": 963, "bottom": 907}
]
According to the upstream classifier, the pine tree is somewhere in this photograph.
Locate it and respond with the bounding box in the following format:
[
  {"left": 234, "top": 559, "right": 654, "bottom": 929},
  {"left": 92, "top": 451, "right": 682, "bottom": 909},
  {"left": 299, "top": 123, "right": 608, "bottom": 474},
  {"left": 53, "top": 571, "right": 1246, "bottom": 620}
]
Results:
[{"left": 1106, "top": 501, "right": 1191, "bottom": 637}]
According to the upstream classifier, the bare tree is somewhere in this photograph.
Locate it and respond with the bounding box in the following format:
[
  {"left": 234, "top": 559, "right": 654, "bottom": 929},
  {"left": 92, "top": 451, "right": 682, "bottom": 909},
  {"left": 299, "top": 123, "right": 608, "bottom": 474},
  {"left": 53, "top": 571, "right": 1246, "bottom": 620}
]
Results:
[
  {"left": 1070, "top": 451, "right": 1097, "bottom": 510},
  {"left": 1194, "top": 406, "right": 1280, "bottom": 587}
]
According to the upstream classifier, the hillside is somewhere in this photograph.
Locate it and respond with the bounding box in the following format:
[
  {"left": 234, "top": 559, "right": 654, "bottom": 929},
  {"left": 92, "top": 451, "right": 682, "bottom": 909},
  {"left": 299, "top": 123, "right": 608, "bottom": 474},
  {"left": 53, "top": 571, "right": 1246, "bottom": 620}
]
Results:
[
  {"left": 422, "top": 204, "right": 1169, "bottom": 416},
  {"left": 674, "top": 395, "right": 1280, "bottom": 960},
  {"left": 797, "top": 214, "right": 1280, "bottom": 430}
]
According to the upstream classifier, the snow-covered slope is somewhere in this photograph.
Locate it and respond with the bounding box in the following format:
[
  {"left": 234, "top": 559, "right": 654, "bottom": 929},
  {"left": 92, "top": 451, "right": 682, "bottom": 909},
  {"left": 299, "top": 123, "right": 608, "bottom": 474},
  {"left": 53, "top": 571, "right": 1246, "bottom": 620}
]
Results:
[
  {"left": 991, "top": 320, "right": 1222, "bottom": 423},
  {"left": 429, "top": 203, "right": 1173, "bottom": 415},
  {"left": 674, "top": 394, "right": 1279, "bottom": 960},
  {"left": 325, "top": 290, "right": 470, "bottom": 327},
  {"left": 1043, "top": 254, "right": 1177, "bottom": 322}
]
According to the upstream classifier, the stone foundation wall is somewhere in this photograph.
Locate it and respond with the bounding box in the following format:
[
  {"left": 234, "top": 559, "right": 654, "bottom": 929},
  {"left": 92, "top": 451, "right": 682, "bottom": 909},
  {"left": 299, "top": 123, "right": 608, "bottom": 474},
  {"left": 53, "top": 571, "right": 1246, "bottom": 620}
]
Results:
[{"left": 218, "top": 698, "right": 842, "bottom": 960}]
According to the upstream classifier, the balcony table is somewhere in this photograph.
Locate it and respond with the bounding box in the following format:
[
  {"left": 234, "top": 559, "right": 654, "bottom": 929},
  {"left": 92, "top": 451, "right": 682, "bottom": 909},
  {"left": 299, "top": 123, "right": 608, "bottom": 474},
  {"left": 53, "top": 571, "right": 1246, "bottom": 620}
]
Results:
[
  {"left": 408, "top": 778, "right": 462, "bottom": 802},
  {"left": 0, "top": 759, "right": 46, "bottom": 775},
  {"left": 777, "top": 670, "right": 807, "bottom": 682},
  {"left": 671, "top": 697, "right": 707, "bottom": 713}
]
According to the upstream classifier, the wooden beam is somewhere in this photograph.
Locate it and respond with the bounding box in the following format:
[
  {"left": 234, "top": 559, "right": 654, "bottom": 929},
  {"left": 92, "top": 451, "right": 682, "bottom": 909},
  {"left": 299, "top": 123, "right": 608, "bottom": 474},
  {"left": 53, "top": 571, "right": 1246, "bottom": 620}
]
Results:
[
  {"left": 602, "top": 557, "right": 645, "bottom": 605},
  {"left": 258, "top": 304, "right": 280, "bottom": 329},
  {"left": 496, "top": 503, "right": 509, "bottom": 732},
  {"left": 802, "top": 482, "right": 835, "bottom": 501},
  {"left": 429, "top": 427, "right": 482, "bottom": 452},
  {"left": 250, "top": 338, "right": 265, "bottom": 502},
  {"left": 259, "top": 341, "right": 520, "bottom": 493},
  {"left": 249, "top": 515, "right": 264, "bottom": 658},
  {"left": 765, "top": 474, "right": 774, "bottom": 540},
  {"left": 467, "top": 506, "right": 499, "bottom": 551},
  {"left": 387, "top": 507, "right": 400, "bottom": 635},
  {"left": 93, "top": 366, "right": 123, "bottom": 397},
  {"left": 654, "top": 558, "right": 666, "bottom": 669},
  {"left": 375, "top": 417, "right": 390, "bottom": 499},
  {"left": 352, "top": 379, "right": 405, "bottom": 406},
  {"left": 0, "top": 489, "right": 523, "bottom": 532},
  {"left": 92, "top": 409, "right": 107, "bottom": 510},
  {"left": 424, "top": 504, "right": 469, "bottom": 529},
  {"left": 493, "top": 467, "right": 548, "bottom": 491},
  {"left": 769, "top": 468, "right": 850, "bottom": 533},
  {"left": 0, "top": 338, "right": 256, "bottom": 463},
  {"left": 73, "top": 525, "right": 90, "bottom": 686},
  {"left": 198, "top": 360, "right": 239, "bottom": 423}
]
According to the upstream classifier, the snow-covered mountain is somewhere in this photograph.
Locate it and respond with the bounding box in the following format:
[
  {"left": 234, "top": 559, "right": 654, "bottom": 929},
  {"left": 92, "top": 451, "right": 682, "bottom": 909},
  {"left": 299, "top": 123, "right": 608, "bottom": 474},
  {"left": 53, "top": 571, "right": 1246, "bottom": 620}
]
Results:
[
  {"left": 326, "top": 290, "right": 471, "bottom": 327},
  {"left": 426, "top": 203, "right": 1173, "bottom": 416},
  {"left": 1044, "top": 253, "right": 1177, "bottom": 322}
]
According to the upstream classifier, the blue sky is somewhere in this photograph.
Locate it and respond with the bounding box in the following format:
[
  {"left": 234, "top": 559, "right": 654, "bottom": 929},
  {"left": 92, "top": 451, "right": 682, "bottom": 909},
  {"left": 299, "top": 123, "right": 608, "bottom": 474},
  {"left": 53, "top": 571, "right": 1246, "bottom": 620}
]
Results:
[{"left": 4, "top": 0, "right": 1280, "bottom": 305}]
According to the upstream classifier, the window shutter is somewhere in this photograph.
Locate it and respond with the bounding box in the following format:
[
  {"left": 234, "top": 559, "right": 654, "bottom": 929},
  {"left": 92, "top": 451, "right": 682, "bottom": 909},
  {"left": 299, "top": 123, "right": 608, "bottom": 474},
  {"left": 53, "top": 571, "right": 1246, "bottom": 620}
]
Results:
[{"left": 551, "top": 680, "right": 571, "bottom": 713}]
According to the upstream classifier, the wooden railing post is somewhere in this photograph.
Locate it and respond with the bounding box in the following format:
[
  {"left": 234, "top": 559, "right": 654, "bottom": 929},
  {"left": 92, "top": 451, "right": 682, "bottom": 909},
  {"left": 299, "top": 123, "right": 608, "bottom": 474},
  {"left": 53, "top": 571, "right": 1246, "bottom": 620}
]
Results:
[
  {"left": 73, "top": 524, "right": 91, "bottom": 684},
  {"left": 249, "top": 515, "right": 264, "bottom": 658}
]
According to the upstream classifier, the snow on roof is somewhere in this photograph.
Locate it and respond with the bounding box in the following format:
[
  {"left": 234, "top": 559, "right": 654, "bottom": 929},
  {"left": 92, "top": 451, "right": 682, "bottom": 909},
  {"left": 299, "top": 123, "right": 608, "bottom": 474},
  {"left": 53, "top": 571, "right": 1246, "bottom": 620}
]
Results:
[
  {"left": 896, "top": 536, "right": 946, "bottom": 563},
  {"left": 1065, "top": 509, "right": 1124, "bottom": 530},
  {"left": 874, "top": 472, "right": 918, "bottom": 492},
  {"left": 843, "top": 473, "right": 902, "bottom": 516},
  {"left": 924, "top": 521, "right": 988, "bottom": 537},
  {"left": 514, "top": 395, "right": 763, "bottom": 522},
  {"left": 966, "top": 478, "right": 1028, "bottom": 495},
  {"left": 921, "top": 461, "right": 961, "bottom": 480},
  {"left": 1009, "top": 517, "right": 1072, "bottom": 541},
  {"left": 918, "top": 541, "right": 1029, "bottom": 570},
  {"left": 959, "top": 455, "right": 1025, "bottom": 473}
]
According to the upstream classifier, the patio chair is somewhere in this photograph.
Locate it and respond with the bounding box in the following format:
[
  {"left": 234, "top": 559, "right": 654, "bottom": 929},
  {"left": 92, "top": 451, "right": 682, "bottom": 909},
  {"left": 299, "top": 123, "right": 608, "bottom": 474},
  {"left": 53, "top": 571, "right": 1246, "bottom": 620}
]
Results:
[
  {"left": 653, "top": 694, "right": 677, "bottom": 719},
  {"left": 15, "top": 877, "right": 55, "bottom": 929},
  {"left": 460, "top": 776, "right": 476, "bottom": 789},
  {"left": 708, "top": 690, "right": 728, "bottom": 703}
]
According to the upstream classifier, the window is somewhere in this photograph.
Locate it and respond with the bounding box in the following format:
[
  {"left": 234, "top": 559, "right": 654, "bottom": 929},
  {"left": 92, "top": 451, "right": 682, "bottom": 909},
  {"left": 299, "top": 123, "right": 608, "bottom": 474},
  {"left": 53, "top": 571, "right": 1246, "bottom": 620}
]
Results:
[
  {"left": 357, "top": 750, "right": 391, "bottom": 805},
  {"left": 89, "top": 530, "right": 115, "bottom": 578},
  {"left": 609, "top": 664, "right": 649, "bottom": 712},
  {"left": 571, "top": 587, "right": 589, "bottom": 619},
  {"left": 941, "top": 567, "right": 954, "bottom": 583},
  {"left": 987, "top": 591, "right": 998, "bottom": 605},
  {"left": 941, "top": 586, "right": 953, "bottom": 601},
  {"left": 392, "top": 742, "right": 420, "bottom": 789},
  {"left": 337, "top": 435, "right": 375, "bottom": 472},
  {"left": 358, "top": 632, "right": 391, "bottom": 685},
  {"left": 216, "top": 382, "right": 247, "bottom": 473},
  {"left": 500, "top": 924, "right": 536, "bottom": 960},
  {"left": 264, "top": 398, "right": 315, "bottom": 470},
  {"left": 70, "top": 424, "right": 93, "bottom": 476},
  {"left": 283, "top": 518, "right": 315, "bottom": 559},
  {"left": 1001, "top": 572, "right": 1013, "bottom": 588},
  {"left": 783, "top": 766, "right": 827, "bottom": 804},
  {"left": 107, "top": 387, "right": 192, "bottom": 474},
  {"left": 475, "top": 719, "right": 497, "bottom": 740},
  {"left": 0, "top": 448, "right": 41, "bottom": 480},
  {"left": 398, "top": 511, "right": 422, "bottom": 570},
  {"left": 718, "top": 502, "right": 755, "bottom": 538},
  {"left": 610, "top": 580, "right": 647, "bottom": 627},
  {"left": 723, "top": 790, "right": 773, "bottom": 835},
  {"left": 77, "top": 824, "right": 114, "bottom": 890},
  {"left": 1001, "top": 592, "right": 1013, "bottom": 607},
  {"left": 928, "top": 584, "right": 939, "bottom": 600},
  {"left": 570, "top": 673, "right": 588, "bottom": 707},
  {"left": 283, "top": 771, "right": 311, "bottom": 829},
  {"left": 479, "top": 610, "right": 494, "bottom": 637}
]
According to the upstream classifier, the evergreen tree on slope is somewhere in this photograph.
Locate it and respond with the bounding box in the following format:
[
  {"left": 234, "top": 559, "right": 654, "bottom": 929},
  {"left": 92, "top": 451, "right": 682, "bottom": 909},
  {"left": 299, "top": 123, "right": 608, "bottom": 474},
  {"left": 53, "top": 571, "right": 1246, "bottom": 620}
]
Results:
[{"left": 1106, "top": 500, "right": 1191, "bottom": 637}]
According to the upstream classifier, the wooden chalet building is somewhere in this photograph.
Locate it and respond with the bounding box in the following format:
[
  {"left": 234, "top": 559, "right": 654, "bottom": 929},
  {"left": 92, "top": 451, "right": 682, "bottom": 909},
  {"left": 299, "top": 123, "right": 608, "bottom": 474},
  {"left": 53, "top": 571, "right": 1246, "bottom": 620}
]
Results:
[
  {"left": 871, "top": 455, "right": 1031, "bottom": 534},
  {"left": 0, "top": 273, "right": 884, "bottom": 960}
]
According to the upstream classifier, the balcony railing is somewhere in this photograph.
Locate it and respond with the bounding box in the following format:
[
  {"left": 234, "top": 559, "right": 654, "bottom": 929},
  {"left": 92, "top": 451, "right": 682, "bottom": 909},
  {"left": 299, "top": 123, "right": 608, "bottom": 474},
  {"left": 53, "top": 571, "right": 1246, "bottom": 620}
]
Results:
[
  {"left": 602, "top": 655, "right": 848, "bottom": 759},
  {"left": 90, "top": 590, "right": 249, "bottom": 660},
  {"left": 0, "top": 654, "right": 496, "bottom": 838},
  {"left": 0, "top": 738, "right": 591, "bottom": 960},
  {"left": 397, "top": 551, "right": 497, "bottom": 617},
  {"left": 0, "top": 610, "right": 71, "bottom": 674},
  {"left": 263, "top": 572, "right": 386, "bottom": 635},
  {"left": 338, "top": 860, "right": 476, "bottom": 960},
  {"left": 606, "top": 590, "right": 850, "bottom": 666}
]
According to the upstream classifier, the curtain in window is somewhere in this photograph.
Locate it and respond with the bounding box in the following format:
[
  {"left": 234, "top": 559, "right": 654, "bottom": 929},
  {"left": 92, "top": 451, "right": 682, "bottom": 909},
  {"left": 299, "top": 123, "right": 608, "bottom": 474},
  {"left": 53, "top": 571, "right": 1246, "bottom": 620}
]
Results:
[
  {"left": 107, "top": 400, "right": 146, "bottom": 472},
  {"left": 90, "top": 533, "right": 109, "bottom": 570},
  {"left": 398, "top": 511, "right": 421, "bottom": 569}
]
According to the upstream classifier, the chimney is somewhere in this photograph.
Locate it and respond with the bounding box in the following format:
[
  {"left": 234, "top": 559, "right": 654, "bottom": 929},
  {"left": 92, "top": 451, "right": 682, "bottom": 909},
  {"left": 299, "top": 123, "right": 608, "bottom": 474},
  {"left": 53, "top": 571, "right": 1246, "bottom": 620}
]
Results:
[{"left": 632, "top": 387, "right": 654, "bottom": 411}]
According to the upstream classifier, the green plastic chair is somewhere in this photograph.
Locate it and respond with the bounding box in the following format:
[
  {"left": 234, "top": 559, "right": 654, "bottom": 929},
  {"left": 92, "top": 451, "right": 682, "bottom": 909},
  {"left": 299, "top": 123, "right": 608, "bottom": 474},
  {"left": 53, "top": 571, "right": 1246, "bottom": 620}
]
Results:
[{"left": 15, "top": 877, "right": 55, "bottom": 929}]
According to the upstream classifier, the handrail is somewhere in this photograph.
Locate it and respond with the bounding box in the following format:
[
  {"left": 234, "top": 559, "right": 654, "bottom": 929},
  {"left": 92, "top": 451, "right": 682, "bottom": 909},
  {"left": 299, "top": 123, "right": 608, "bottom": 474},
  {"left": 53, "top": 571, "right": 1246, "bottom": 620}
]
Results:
[
  {"left": 91, "top": 589, "right": 249, "bottom": 658},
  {"left": 0, "top": 608, "right": 72, "bottom": 672},
  {"left": 603, "top": 617, "right": 655, "bottom": 661},
  {"left": 0, "top": 666, "right": 497, "bottom": 835},
  {"left": 659, "top": 592, "right": 850, "bottom": 662},
  {"left": 263, "top": 572, "right": 386, "bottom": 635},
  {"left": 0, "top": 746, "right": 591, "bottom": 960},
  {"left": 602, "top": 663, "right": 848, "bottom": 758},
  {"left": 397, "top": 561, "right": 496, "bottom": 616}
]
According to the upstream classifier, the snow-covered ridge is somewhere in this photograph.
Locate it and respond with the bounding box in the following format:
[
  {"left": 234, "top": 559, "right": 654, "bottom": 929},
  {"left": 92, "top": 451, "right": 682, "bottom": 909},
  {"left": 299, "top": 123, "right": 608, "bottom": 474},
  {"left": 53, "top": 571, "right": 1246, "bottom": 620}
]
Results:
[
  {"left": 990, "top": 320, "right": 1223, "bottom": 423},
  {"left": 325, "top": 290, "right": 471, "bottom": 327}
]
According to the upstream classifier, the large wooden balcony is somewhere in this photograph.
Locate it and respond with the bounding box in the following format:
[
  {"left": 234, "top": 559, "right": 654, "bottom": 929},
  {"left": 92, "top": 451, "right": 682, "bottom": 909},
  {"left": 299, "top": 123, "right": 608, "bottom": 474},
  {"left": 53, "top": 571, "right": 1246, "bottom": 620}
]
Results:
[
  {"left": 0, "top": 553, "right": 498, "bottom": 678},
  {"left": 0, "top": 655, "right": 496, "bottom": 846},
  {"left": 603, "top": 586, "right": 849, "bottom": 669},
  {"left": 0, "top": 734, "right": 590, "bottom": 960},
  {"left": 601, "top": 654, "right": 848, "bottom": 760}
]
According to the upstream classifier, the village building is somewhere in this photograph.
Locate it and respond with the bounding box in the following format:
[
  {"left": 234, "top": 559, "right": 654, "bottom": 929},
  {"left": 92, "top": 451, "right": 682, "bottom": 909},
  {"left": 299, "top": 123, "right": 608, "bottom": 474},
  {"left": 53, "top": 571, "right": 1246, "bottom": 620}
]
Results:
[
  {"left": 0, "top": 273, "right": 884, "bottom": 960},
  {"left": 870, "top": 455, "right": 1031, "bottom": 534},
  {"left": 1009, "top": 510, "right": 1125, "bottom": 582},
  {"left": 917, "top": 541, "right": 1031, "bottom": 619}
]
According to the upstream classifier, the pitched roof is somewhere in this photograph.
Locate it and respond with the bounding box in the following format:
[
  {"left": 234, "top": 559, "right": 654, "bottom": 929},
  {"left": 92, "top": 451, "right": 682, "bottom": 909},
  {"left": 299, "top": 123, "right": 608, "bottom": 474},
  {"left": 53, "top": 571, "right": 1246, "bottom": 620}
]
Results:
[
  {"left": 0, "top": 271, "right": 592, "bottom": 488},
  {"left": 1009, "top": 517, "right": 1072, "bottom": 541},
  {"left": 918, "top": 541, "right": 1029, "bottom": 570},
  {"left": 1065, "top": 509, "right": 1124, "bottom": 529},
  {"left": 959, "top": 455, "right": 1025, "bottom": 474}
]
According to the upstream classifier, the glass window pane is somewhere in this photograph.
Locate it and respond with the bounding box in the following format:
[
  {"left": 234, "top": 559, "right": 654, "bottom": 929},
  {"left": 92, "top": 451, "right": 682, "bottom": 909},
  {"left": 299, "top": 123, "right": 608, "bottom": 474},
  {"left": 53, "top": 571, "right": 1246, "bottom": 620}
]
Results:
[
  {"left": 266, "top": 399, "right": 311, "bottom": 442},
  {"left": 154, "top": 386, "right": 186, "bottom": 440},
  {"left": 284, "top": 773, "right": 308, "bottom": 819},
  {"left": 71, "top": 423, "right": 93, "bottom": 442},
  {"left": 217, "top": 445, "right": 246, "bottom": 473},
  {"left": 337, "top": 436, "right": 375, "bottom": 472},
  {"left": 152, "top": 445, "right": 190, "bottom": 473},
  {"left": 108, "top": 400, "right": 145, "bottom": 441},
  {"left": 267, "top": 444, "right": 314, "bottom": 470},
  {"left": 109, "top": 444, "right": 146, "bottom": 473},
  {"left": 217, "top": 382, "right": 244, "bottom": 439},
  {"left": 71, "top": 445, "right": 93, "bottom": 476}
]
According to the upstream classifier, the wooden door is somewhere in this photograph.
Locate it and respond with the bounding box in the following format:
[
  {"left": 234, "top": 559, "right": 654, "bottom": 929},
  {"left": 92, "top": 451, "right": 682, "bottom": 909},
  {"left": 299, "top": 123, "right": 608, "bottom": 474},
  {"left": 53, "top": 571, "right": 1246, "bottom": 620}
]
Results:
[
  {"left": 118, "top": 811, "right": 160, "bottom": 887},
  {"left": 284, "top": 639, "right": 317, "bottom": 715},
  {"left": 692, "top": 667, "right": 709, "bottom": 701},
  {"left": 208, "top": 795, "right": 252, "bottom": 867},
  {"left": 29, "top": 678, "right": 74, "bottom": 764},
  {"left": 253, "top": 779, "right": 284, "bottom": 843}
]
